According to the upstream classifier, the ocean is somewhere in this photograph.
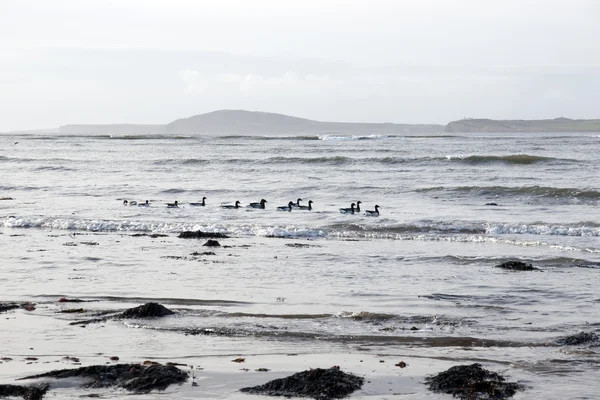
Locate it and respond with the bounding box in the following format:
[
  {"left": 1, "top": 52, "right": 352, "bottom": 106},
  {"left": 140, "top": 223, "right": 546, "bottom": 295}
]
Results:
[{"left": 1, "top": 131, "right": 599, "bottom": 399}]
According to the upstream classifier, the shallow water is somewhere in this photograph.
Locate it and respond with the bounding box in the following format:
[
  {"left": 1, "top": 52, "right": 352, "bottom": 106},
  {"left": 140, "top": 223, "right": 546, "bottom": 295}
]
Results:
[{"left": 1, "top": 131, "right": 599, "bottom": 398}]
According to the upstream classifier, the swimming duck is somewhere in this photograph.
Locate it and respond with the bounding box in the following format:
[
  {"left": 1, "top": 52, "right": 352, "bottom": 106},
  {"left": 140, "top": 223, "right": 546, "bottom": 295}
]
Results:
[
  {"left": 339, "top": 203, "right": 356, "bottom": 214},
  {"left": 190, "top": 197, "right": 207, "bottom": 206},
  {"left": 123, "top": 200, "right": 138, "bottom": 206},
  {"left": 291, "top": 198, "right": 303, "bottom": 209},
  {"left": 297, "top": 200, "right": 313, "bottom": 211},
  {"left": 123, "top": 200, "right": 128, "bottom": 205},
  {"left": 138, "top": 200, "right": 150, "bottom": 207},
  {"left": 248, "top": 199, "right": 267, "bottom": 209},
  {"left": 355, "top": 201, "right": 362, "bottom": 212},
  {"left": 277, "top": 201, "right": 294, "bottom": 211},
  {"left": 221, "top": 200, "right": 241, "bottom": 209},
  {"left": 166, "top": 201, "right": 179, "bottom": 208},
  {"left": 365, "top": 205, "right": 380, "bottom": 216}
]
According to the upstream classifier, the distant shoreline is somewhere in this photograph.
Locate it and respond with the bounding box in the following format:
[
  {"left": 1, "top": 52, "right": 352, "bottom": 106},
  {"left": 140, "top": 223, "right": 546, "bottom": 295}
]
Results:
[{"left": 3, "top": 110, "right": 600, "bottom": 134}]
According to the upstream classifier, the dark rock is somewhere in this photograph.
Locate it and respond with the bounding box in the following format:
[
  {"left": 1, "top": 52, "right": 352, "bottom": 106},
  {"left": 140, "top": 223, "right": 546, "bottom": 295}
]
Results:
[
  {"left": 0, "top": 303, "right": 20, "bottom": 313},
  {"left": 190, "top": 251, "right": 216, "bottom": 256},
  {"left": 119, "top": 303, "right": 174, "bottom": 319},
  {"left": 285, "top": 243, "right": 320, "bottom": 248},
  {"left": 425, "top": 363, "right": 521, "bottom": 400},
  {"left": 557, "top": 331, "right": 599, "bottom": 346},
  {"left": 131, "top": 233, "right": 169, "bottom": 238},
  {"left": 494, "top": 261, "right": 538, "bottom": 271},
  {"left": 203, "top": 240, "right": 221, "bottom": 247},
  {"left": 240, "top": 367, "right": 364, "bottom": 400},
  {"left": 178, "top": 230, "right": 229, "bottom": 239},
  {"left": 19, "top": 364, "right": 187, "bottom": 394},
  {"left": 485, "top": 203, "right": 498, "bottom": 206},
  {"left": 59, "top": 308, "right": 85, "bottom": 313},
  {"left": 0, "top": 383, "right": 49, "bottom": 400},
  {"left": 58, "top": 298, "right": 84, "bottom": 303}
]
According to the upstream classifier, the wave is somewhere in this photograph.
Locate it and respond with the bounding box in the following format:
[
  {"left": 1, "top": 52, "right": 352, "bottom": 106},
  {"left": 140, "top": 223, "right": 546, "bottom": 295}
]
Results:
[
  {"left": 160, "top": 188, "right": 189, "bottom": 194},
  {"left": 419, "top": 255, "right": 600, "bottom": 269},
  {"left": 445, "top": 154, "right": 575, "bottom": 165},
  {"left": 319, "top": 134, "right": 391, "bottom": 141},
  {"left": 3, "top": 216, "right": 600, "bottom": 243},
  {"left": 107, "top": 134, "right": 193, "bottom": 140},
  {"left": 417, "top": 185, "right": 600, "bottom": 200},
  {"left": 266, "top": 156, "right": 353, "bottom": 165},
  {"left": 33, "top": 165, "right": 77, "bottom": 172}
]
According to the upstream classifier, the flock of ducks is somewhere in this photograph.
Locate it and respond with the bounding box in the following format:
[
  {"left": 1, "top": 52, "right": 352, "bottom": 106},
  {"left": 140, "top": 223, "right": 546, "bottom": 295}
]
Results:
[{"left": 123, "top": 198, "right": 380, "bottom": 216}]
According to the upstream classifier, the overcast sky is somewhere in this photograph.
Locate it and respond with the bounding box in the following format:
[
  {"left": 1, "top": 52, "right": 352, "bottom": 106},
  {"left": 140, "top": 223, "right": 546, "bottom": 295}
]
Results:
[{"left": 1, "top": 0, "right": 599, "bottom": 130}]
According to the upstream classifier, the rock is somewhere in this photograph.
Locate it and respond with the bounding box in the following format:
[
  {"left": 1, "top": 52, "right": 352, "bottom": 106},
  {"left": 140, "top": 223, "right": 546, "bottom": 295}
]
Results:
[
  {"left": 203, "top": 240, "right": 221, "bottom": 247},
  {"left": 0, "top": 303, "right": 20, "bottom": 313},
  {"left": 485, "top": 202, "right": 498, "bottom": 206},
  {"left": 0, "top": 383, "right": 49, "bottom": 400},
  {"left": 59, "top": 308, "right": 85, "bottom": 313},
  {"left": 240, "top": 367, "right": 364, "bottom": 400},
  {"left": 557, "top": 331, "right": 599, "bottom": 346},
  {"left": 0, "top": 197, "right": 14, "bottom": 201},
  {"left": 178, "top": 230, "right": 229, "bottom": 239},
  {"left": 131, "top": 233, "right": 169, "bottom": 238},
  {"left": 119, "top": 303, "right": 174, "bottom": 319},
  {"left": 494, "top": 261, "right": 538, "bottom": 271},
  {"left": 58, "top": 298, "right": 84, "bottom": 303},
  {"left": 425, "top": 363, "right": 521, "bottom": 399},
  {"left": 19, "top": 364, "right": 187, "bottom": 394}
]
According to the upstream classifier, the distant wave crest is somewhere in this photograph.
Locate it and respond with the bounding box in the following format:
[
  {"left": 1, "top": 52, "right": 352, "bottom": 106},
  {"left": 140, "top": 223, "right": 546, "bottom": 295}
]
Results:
[{"left": 445, "top": 154, "right": 574, "bottom": 165}]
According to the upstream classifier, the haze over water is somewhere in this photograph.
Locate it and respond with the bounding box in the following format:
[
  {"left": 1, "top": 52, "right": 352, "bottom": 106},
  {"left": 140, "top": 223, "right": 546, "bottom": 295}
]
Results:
[{"left": 1, "top": 130, "right": 600, "bottom": 398}]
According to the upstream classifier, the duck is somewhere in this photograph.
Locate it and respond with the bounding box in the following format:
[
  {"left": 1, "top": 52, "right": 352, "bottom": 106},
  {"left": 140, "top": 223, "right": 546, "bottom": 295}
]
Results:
[
  {"left": 297, "top": 200, "right": 313, "bottom": 211},
  {"left": 221, "top": 200, "right": 241, "bottom": 209},
  {"left": 123, "top": 200, "right": 128, "bottom": 206},
  {"left": 248, "top": 199, "right": 267, "bottom": 209},
  {"left": 123, "top": 200, "right": 138, "bottom": 206},
  {"left": 339, "top": 203, "right": 356, "bottom": 214},
  {"left": 291, "top": 198, "right": 303, "bottom": 209},
  {"left": 355, "top": 201, "right": 362, "bottom": 212},
  {"left": 189, "top": 197, "right": 207, "bottom": 206},
  {"left": 365, "top": 205, "right": 380, "bottom": 216},
  {"left": 166, "top": 201, "right": 179, "bottom": 208},
  {"left": 277, "top": 201, "right": 294, "bottom": 211},
  {"left": 138, "top": 200, "right": 150, "bottom": 207}
]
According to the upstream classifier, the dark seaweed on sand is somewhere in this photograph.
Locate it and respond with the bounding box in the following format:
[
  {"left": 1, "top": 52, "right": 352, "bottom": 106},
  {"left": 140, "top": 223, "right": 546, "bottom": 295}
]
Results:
[
  {"left": 19, "top": 364, "right": 187, "bottom": 394},
  {"left": 178, "top": 230, "right": 229, "bottom": 239},
  {"left": 0, "top": 383, "right": 49, "bottom": 400},
  {"left": 240, "top": 367, "right": 364, "bottom": 400},
  {"left": 425, "top": 363, "right": 521, "bottom": 400}
]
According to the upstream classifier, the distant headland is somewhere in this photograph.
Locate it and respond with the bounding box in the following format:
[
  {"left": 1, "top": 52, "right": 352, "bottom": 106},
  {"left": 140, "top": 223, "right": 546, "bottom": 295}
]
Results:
[
  {"left": 10, "top": 110, "right": 600, "bottom": 134},
  {"left": 445, "top": 117, "right": 600, "bottom": 133}
]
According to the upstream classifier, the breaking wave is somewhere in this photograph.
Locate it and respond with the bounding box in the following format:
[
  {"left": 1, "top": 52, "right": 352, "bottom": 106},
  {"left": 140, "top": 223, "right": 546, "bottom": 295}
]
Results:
[{"left": 445, "top": 154, "right": 575, "bottom": 165}]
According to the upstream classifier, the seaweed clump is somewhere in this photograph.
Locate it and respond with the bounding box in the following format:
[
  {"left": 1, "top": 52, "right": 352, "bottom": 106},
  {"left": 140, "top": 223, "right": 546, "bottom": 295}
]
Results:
[
  {"left": 557, "top": 331, "right": 599, "bottom": 346},
  {"left": 425, "top": 363, "right": 521, "bottom": 400},
  {"left": 0, "top": 383, "right": 49, "bottom": 400},
  {"left": 240, "top": 367, "right": 364, "bottom": 400},
  {"left": 494, "top": 261, "right": 538, "bottom": 271},
  {"left": 19, "top": 364, "right": 187, "bottom": 394},
  {"left": 119, "top": 302, "right": 174, "bottom": 318},
  {"left": 178, "top": 230, "right": 229, "bottom": 239}
]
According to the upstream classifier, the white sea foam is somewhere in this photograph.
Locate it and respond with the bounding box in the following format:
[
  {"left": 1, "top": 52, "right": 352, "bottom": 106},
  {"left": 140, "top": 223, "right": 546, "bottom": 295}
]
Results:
[{"left": 319, "top": 134, "right": 386, "bottom": 141}]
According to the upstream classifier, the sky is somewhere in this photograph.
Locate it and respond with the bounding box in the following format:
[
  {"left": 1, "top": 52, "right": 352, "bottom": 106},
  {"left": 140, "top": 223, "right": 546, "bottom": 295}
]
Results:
[{"left": 1, "top": 0, "right": 599, "bottom": 130}]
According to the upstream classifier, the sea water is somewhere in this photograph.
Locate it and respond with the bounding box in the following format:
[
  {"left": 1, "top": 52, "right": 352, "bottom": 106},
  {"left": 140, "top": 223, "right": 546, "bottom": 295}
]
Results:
[{"left": 1, "top": 131, "right": 599, "bottom": 398}]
